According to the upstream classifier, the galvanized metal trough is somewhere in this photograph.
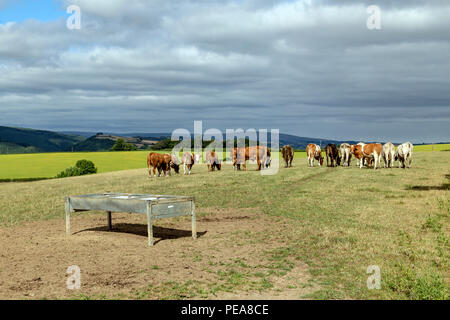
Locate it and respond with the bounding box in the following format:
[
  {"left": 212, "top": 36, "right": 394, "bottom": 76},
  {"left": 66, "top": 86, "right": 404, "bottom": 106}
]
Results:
[{"left": 65, "top": 193, "right": 196, "bottom": 246}]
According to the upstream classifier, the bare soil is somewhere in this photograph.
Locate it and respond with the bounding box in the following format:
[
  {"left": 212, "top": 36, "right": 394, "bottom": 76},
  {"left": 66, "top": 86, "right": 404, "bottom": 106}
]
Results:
[{"left": 0, "top": 208, "right": 316, "bottom": 299}]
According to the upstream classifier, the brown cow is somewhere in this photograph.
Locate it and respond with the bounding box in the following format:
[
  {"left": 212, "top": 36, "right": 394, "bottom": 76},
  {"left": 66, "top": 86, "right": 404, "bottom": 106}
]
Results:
[
  {"left": 147, "top": 152, "right": 176, "bottom": 177},
  {"left": 206, "top": 150, "right": 222, "bottom": 171},
  {"left": 282, "top": 145, "right": 294, "bottom": 168},
  {"left": 182, "top": 152, "right": 195, "bottom": 175},
  {"left": 325, "top": 144, "right": 340, "bottom": 167},
  {"left": 232, "top": 146, "right": 270, "bottom": 171},
  {"left": 306, "top": 144, "right": 324, "bottom": 167},
  {"left": 350, "top": 144, "right": 373, "bottom": 168},
  {"left": 359, "top": 143, "right": 382, "bottom": 169}
]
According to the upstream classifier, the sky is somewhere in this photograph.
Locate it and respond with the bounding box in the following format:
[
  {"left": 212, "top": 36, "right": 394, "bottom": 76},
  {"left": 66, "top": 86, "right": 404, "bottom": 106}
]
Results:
[{"left": 0, "top": 0, "right": 449, "bottom": 143}]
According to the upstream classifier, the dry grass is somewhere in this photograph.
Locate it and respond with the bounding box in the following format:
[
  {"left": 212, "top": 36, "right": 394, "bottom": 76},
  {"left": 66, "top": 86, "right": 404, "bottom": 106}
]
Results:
[{"left": 0, "top": 152, "right": 448, "bottom": 299}]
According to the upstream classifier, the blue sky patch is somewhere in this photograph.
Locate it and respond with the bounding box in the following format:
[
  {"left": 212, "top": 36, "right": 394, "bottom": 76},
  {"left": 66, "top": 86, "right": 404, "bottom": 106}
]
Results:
[{"left": 0, "top": 0, "right": 66, "bottom": 24}]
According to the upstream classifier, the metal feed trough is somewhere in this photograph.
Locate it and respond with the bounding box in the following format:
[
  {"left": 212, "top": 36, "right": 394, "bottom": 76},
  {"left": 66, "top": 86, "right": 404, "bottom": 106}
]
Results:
[{"left": 65, "top": 193, "right": 196, "bottom": 246}]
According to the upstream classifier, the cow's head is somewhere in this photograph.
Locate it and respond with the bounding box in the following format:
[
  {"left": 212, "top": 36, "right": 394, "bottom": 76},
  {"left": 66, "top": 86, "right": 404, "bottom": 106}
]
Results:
[{"left": 171, "top": 162, "right": 180, "bottom": 174}]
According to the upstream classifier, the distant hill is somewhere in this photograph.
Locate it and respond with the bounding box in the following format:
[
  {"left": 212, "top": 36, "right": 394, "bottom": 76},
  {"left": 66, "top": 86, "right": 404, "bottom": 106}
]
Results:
[
  {"left": 71, "top": 135, "right": 116, "bottom": 152},
  {"left": 0, "top": 126, "right": 84, "bottom": 154},
  {"left": 276, "top": 133, "right": 360, "bottom": 150},
  {"left": 72, "top": 133, "right": 159, "bottom": 151},
  {"left": 2, "top": 126, "right": 448, "bottom": 154}
]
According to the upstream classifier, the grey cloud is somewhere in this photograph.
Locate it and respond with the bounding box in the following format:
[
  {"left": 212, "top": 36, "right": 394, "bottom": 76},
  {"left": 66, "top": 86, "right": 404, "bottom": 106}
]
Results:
[{"left": 0, "top": 0, "right": 449, "bottom": 142}]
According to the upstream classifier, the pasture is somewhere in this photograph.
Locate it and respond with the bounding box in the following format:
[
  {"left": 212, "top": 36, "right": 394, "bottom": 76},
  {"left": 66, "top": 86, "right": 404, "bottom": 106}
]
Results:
[
  {"left": 0, "top": 150, "right": 307, "bottom": 179},
  {"left": 0, "top": 150, "right": 448, "bottom": 300}
]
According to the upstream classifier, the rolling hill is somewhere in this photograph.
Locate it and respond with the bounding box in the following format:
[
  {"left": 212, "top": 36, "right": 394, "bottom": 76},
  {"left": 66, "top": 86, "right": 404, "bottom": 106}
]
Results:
[
  {"left": 2, "top": 126, "right": 448, "bottom": 154},
  {"left": 0, "top": 126, "right": 84, "bottom": 153}
]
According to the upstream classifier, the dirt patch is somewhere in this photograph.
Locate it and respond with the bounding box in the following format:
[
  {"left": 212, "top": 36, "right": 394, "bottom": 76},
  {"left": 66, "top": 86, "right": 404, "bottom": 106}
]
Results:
[{"left": 0, "top": 208, "right": 317, "bottom": 299}]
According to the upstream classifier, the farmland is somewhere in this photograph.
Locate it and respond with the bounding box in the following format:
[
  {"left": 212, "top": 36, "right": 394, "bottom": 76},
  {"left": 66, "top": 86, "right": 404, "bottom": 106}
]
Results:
[
  {"left": 0, "top": 148, "right": 448, "bottom": 300},
  {"left": 1, "top": 145, "right": 449, "bottom": 180},
  {"left": 0, "top": 150, "right": 307, "bottom": 180}
]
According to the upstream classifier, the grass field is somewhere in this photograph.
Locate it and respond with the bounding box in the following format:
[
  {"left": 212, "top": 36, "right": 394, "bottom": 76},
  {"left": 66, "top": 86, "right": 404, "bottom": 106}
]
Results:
[
  {"left": 0, "top": 150, "right": 448, "bottom": 300},
  {"left": 1, "top": 144, "right": 448, "bottom": 180},
  {"left": 0, "top": 150, "right": 307, "bottom": 179}
]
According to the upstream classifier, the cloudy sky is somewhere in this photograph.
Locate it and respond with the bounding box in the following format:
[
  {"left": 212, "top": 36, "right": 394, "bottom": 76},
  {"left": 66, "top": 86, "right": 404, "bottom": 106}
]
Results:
[{"left": 0, "top": 0, "right": 449, "bottom": 142}]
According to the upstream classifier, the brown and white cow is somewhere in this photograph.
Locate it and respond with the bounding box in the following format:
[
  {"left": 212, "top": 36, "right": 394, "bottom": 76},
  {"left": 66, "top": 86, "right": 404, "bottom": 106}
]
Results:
[
  {"left": 182, "top": 152, "right": 195, "bottom": 175},
  {"left": 339, "top": 143, "right": 352, "bottom": 167},
  {"left": 281, "top": 145, "right": 294, "bottom": 168},
  {"left": 232, "top": 146, "right": 270, "bottom": 171},
  {"left": 147, "top": 152, "right": 177, "bottom": 177},
  {"left": 395, "top": 142, "right": 413, "bottom": 169},
  {"left": 325, "top": 144, "right": 341, "bottom": 167},
  {"left": 360, "top": 143, "right": 383, "bottom": 169},
  {"left": 205, "top": 150, "right": 222, "bottom": 171},
  {"left": 306, "top": 144, "right": 324, "bottom": 167},
  {"left": 382, "top": 142, "right": 395, "bottom": 168}
]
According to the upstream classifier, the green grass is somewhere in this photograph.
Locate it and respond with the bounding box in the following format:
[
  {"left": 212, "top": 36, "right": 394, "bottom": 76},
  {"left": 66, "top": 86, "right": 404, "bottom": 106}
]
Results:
[
  {"left": 414, "top": 144, "right": 450, "bottom": 152},
  {"left": 0, "top": 150, "right": 306, "bottom": 180},
  {"left": 0, "top": 144, "right": 447, "bottom": 180},
  {"left": 0, "top": 151, "right": 158, "bottom": 179}
]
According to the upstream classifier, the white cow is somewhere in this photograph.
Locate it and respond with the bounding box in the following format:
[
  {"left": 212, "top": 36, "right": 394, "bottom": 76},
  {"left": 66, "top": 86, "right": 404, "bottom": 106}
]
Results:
[
  {"left": 340, "top": 143, "right": 351, "bottom": 166},
  {"left": 182, "top": 152, "right": 195, "bottom": 175},
  {"left": 382, "top": 142, "right": 395, "bottom": 168},
  {"left": 355, "top": 142, "right": 365, "bottom": 166},
  {"left": 395, "top": 142, "right": 413, "bottom": 169}
]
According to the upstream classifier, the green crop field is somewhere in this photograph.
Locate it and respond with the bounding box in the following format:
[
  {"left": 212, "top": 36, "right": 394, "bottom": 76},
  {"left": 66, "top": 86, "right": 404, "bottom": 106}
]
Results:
[
  {"left": 0, "top": 150, "right": 307, "bottom": 180},
  {"left": 414, "top": 144, "right": 450, "bottom": 152}
]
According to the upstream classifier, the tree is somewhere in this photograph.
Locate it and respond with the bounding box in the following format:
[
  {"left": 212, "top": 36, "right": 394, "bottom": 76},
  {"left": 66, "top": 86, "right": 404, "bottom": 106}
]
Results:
[
  {"left": 111, "top": 138, "right": 136, "bottom": 151},
  {"left": 56, "top": 159, "right": 97, "bottom": 178}
]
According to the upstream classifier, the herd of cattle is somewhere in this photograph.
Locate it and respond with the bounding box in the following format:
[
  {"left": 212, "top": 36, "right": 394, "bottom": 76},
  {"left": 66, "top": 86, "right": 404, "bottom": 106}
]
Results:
[
  {"left": 299, "top": 141, "right": 414, "bottom": 170},
  {"left": 146, "top": 142, "right": 414, "bottom": 177}
]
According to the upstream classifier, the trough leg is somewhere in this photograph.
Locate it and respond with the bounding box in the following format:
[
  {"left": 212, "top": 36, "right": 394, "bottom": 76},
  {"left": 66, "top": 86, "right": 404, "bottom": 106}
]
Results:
[
  {"left": 146, "top": 204, "right": 153, "bottom": 246},
  {"left": 65, "top": 198, "right": 71, "bottom": 236},
  {"left": 191, "top": 200, "right": 197, "bottom": 240},
  {"left": 107, "top": 211, "right": 112, "bottom": 230}
]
